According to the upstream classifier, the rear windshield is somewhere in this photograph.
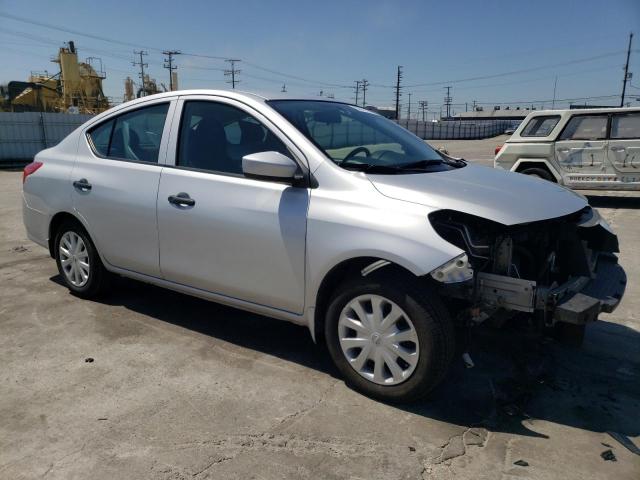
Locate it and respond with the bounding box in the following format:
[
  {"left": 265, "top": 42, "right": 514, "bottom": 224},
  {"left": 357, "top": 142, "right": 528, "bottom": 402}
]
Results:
[{"left": 520, "top": 115, "right": 560, "bottom": 137}]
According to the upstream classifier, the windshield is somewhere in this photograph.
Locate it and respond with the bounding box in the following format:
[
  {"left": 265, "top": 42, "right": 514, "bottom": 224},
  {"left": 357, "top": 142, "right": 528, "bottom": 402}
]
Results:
[{"left": 268, "top": 100, "right": 461, "bottom": 173}]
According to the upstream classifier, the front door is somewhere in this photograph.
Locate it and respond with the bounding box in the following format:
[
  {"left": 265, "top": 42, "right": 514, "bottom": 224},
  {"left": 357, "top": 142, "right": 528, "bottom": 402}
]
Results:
[
  {"left": 554, "top": 114, "right": 609, "bottom": 186},
  {"left": 157, "top": 99, "right": 308, "bottom": 313},
  {"left": 72, "top": 101, "right": 172, "bottom": 277}
]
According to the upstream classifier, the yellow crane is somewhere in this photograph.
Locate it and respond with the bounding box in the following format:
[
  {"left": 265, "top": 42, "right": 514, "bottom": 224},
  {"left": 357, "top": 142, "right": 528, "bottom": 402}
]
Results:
[{"left": 4, "top": 41, "right": 110, "bottom": 114}]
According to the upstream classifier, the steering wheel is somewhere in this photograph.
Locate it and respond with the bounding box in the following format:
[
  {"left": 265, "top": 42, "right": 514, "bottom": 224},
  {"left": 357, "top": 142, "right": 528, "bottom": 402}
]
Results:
[{"left": 341, "top": 146, "right": 371, "bottom": 164}]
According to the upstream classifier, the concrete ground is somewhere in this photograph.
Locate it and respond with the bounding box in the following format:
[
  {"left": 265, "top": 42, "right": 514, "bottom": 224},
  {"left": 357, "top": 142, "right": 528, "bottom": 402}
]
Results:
[{"left": 1, "top": 143, "right": 639, "bottom": 479}]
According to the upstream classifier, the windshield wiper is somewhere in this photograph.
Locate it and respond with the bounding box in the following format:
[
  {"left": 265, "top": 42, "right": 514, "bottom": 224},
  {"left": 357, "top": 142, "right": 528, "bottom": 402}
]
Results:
[
  {"left": 397, "top": 159, "right": 443, "bottom": 170},
  {"left": 341, "top": 163, "right": 405, "bottom": 174}
]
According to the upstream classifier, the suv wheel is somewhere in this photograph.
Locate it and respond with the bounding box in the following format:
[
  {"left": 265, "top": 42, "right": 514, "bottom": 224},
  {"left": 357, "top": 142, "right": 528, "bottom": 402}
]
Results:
[
  {"left": 325, "top": 274, "right": 455, "bottom": 402},
  {"left": 54, "top": 221, "right": 109, "bottom": 298}
]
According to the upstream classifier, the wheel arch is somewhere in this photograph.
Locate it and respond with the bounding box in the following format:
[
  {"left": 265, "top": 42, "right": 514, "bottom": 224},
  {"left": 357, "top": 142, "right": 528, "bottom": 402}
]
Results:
[
  {"left": 311, "top": 256, "right": 424, "bottom": 344},
  {"left": 48, "top": 211, "right": 91, "bottom": 258},
  {"left": 512, "top": 158, "right": 562, "bottom": 183}
]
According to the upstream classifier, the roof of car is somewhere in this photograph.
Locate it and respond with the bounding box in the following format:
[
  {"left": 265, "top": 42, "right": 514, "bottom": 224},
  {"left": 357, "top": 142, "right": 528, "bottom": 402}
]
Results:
[
  {"left": 121, "top": 89, "right": 346, "bottom": 104},
  {"left": 525, "top": 106, "right": 640, "bottom": 116}
]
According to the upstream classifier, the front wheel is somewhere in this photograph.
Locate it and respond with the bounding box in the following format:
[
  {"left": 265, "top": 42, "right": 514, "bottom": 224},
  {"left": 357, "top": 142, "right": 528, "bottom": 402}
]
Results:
[
  {"left": 325, "top": 274, "right": 455, "bottom": 402},
  {"left": 54, "top": 221, "right": 109, "bottom": 298}
]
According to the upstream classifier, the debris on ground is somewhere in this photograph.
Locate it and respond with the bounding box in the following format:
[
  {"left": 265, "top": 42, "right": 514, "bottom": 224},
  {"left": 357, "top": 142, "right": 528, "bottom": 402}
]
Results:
[
  {"left": 601, "top": 449, "right": 617, "bottom": 462},
  {"left": 84, "top": 357, "right": 94, "bottom": 363},
  {"left": 513, "top": 460, "right": 529, "bottom": 467}
]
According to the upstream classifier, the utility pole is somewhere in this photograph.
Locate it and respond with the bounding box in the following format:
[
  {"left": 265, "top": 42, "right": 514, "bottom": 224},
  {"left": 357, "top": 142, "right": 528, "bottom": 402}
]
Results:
[
  {"left": 552, "top": 75, "right": 558, "bottom": 109},
  {"left": 354, "top": 80, "right": 361, "bottom": 105},
  {"left": 361, "top": 79, "right": 369, "bottom": 107},
  {"left": 394, "top": 66, "right": 403, "bottom": 120},
  {"left": 133, "top": 50, "right": 148, "bottom": 96},
  {"left": 444, "top": 86, "right": 452, "bottom": 119},
  {"left": 281, "top": 83, "right": 287, "bottom": 92},
  {"left": 621, "top": 32, "right": 634, "bottom": 107},
  {"left": 407, "top": 93, "right": 411, "bottom": 119},
  {"left": 418, "top": 100, "right": 428, "bottom": 121},
  {"left": 224, "top": 59, "right": 241, "bottom": 89},
  {"left": 162, "top": 50, "right": 181, "bottom": 91},
  {"left": 472, "top": 99, "right": 477, "bottom": 111}
]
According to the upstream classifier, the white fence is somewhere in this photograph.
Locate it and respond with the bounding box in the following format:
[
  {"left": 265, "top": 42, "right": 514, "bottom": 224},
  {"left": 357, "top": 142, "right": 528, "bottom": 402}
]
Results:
[{"left": 0, "top": 112, "right": 92, "bottom": 166}]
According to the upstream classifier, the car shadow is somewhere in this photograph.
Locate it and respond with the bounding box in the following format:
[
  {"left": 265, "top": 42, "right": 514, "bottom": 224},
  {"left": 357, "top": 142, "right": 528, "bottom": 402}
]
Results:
[
  {"left": 586, "top": 194, "right": 640, "bottom": 210},
  {"left": 50, "top": 274, "right": 640, "bottom": 441}
]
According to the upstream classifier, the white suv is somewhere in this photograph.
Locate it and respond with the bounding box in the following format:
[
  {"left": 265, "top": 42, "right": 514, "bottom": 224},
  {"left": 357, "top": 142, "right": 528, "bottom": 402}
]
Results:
[{"left": 495, "top": 107, "right": 640, "bottom": 190}]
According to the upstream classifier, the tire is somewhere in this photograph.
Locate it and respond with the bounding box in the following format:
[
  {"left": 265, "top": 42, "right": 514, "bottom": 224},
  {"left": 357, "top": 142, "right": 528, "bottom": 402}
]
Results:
[
  {"left": 324, "top": 272, "right": 455, "bottom": 402},
  {"left": 520, "top": 167, "right": 555, "bottom": 182},
  {"left": 54, "top": 220, "right": 109, "bottom": 298}
]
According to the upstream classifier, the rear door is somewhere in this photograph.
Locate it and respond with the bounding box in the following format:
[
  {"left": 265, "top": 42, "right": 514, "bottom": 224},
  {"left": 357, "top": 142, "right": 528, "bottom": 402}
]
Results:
[
  {"left": 607, "top": 111, "right": 640, "bottom": 186},
  {"left": 554, "top": 114, "right": 609, "bottom": 185},
  {"left": 72, "top": 99, "right": 175, "bottom": 277}
]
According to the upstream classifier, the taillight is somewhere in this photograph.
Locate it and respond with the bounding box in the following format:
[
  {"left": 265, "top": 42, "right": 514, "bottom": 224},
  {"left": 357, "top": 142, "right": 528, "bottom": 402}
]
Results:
[
  {"left": 23, "top": 161, "right": 43, "bottom": 184},
  {"left": 494, "top": 144, "right": 503, "bottom": 156}
]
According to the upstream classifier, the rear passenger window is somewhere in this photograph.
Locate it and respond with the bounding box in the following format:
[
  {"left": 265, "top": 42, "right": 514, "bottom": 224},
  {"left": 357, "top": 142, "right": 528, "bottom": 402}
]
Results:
[
  {"left": 559, "top": 115, "right": 608, "bottom": 141},
  {"left": 87, "top": 103, "right": 169, "bottom": 163},
  {"left": 611, "top": 113, "right": 640, "bottom": 139},
  {"left": 520, "top": 116, "right": 560, "bottom": 137},
  {"left": 88, "top": 120, "right": 113, "bottom": 156}
]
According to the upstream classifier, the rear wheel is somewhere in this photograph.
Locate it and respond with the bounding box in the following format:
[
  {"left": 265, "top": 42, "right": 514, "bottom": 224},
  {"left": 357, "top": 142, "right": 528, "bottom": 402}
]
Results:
[
  {"left": 325, "top": 273, "right": 455, "bottom": 402},
  {"left": 54, "top": 221, "right": 109, "bottom": 298},
  {"left": 520, "top": 167, "right": 555, "bottom": 182}
]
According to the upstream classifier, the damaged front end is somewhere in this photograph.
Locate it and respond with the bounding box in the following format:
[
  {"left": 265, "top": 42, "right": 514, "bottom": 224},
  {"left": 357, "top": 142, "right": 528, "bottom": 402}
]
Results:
[{"left": 428, "top": 206, "right": 626, "bottom": 329}]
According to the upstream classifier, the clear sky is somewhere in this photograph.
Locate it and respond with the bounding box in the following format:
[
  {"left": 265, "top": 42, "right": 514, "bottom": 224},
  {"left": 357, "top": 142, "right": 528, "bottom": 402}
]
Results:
[{"left": 1, "top": 0, "right": 639, "bottom": 116}]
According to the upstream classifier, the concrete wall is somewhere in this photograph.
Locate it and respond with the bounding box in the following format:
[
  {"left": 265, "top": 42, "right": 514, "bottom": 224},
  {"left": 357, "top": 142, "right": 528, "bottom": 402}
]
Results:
[{"left": 0, "top": 112, "right": 92, "bottom": 166}]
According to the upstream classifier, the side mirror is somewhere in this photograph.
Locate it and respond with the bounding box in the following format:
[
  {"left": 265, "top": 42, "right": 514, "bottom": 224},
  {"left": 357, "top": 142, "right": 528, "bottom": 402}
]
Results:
[{"left": 242, "top": 151, "right": 299, "bottom": 182}]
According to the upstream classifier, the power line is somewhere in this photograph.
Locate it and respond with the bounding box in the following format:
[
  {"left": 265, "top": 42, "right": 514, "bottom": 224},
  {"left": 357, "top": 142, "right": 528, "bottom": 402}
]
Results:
[
  {"left": 163, "top": 50, "right": 181, "bottom": 91},
  {"left": 418, "top": 100, "right": 428, "bottom": 121},
  {"left": 444, "top": 86, "right": 452, "bottom": 118},
  {"left": 361, "top": 79, "right": 370, "bottom": 107},
  {"left": 621, "top": 32, "right": 634, "bottom": 107},
  {"left": 133, "top": 50, "right": 148, "bottom": 95},
  {"left": 394, "top": 66, "right": 403, "bottom": 120},
  {"left": 403, "top": 51, "right": 627, "bottom": 88},
  {"left": 354, "top": 80, "right": 361, "bottom": 105},
  {"left": 225, "top": 59, "right": 241, "bottom": 89}
]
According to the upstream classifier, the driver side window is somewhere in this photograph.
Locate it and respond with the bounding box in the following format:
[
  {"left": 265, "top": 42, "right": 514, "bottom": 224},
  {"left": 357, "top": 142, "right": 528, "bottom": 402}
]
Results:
[{"left": 87, "top": 103, "right": 169, "bottom": 163}]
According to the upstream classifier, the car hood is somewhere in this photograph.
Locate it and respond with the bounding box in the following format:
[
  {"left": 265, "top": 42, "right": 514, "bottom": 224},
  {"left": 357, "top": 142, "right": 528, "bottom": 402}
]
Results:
[{"left": 367, "top": 163, "right": 587, "bottom": 225}]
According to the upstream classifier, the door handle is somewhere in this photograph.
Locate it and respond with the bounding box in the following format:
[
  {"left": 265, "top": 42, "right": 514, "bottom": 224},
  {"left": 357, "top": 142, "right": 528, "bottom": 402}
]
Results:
[
  {"left": 557, "top": 148, "right": 570, "bottom": 153},
  {"left": 168, "top": 192, "right": 195, "bottom": 207},
  {"left": 610, "top": 146, "right": 626, "bottom": 152},
  {"left": 73, "top": 178, "right": 92, "bottom": 191}
]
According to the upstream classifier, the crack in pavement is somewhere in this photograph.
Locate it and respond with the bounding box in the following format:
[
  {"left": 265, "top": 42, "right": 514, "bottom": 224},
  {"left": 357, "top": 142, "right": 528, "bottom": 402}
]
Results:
[{"left": 435, "top": 427, "right": 489, "bottom": 464}]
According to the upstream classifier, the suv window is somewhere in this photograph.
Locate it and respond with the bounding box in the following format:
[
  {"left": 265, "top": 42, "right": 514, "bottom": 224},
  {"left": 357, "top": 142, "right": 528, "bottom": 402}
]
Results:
[
  {"left": 87, "top": 103, "right": 169, "bottom": 163},
  {"left": 520, "top": 116, "right": 560, "bottom": 137},
  {"left": 177, "top": 101, "right": 289, "bottom": 174},
  {"left": 559, "top": 115, "right": 608, "bottom": 141},
  {"left": 611, "top": 112, "right": 640, "bottom": 139}
]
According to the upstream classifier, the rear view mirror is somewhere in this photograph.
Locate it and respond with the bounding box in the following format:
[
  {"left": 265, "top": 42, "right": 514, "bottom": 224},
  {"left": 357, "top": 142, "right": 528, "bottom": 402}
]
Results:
[{"left": 242, "top": 151, "right": 299, "bottom": 182}]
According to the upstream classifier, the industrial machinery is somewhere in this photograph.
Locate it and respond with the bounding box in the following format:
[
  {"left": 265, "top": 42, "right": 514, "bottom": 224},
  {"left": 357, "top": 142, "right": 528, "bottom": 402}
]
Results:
[{"left": 1, "top": 41, "right": 109, "bottom": 114}]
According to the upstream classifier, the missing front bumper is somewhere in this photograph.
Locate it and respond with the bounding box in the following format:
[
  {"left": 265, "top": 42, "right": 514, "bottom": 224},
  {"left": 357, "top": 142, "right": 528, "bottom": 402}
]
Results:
[{"left": 475, "top": 254, "right": 626, "bottom": 325}]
